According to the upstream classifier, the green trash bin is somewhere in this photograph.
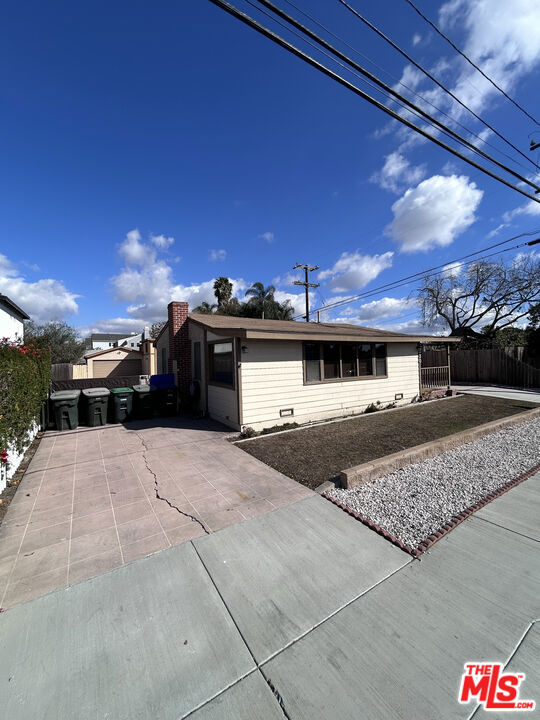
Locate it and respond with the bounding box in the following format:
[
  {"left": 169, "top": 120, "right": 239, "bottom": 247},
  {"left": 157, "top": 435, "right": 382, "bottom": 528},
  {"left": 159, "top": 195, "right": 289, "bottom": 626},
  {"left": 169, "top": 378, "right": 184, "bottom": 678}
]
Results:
[
  {"left": 50, "top": 390, "right": 81, "bottom": 431},
  {"left": 109, "top": 387, "right": 134, "bottom": 423},
  {"left": 132, "top": 384, "right": 156, "bottom": 419},
  {"left": 156, "top": 386, "right": 178, "bottom": 417},
  {"left": 82, "top": 387, "right": 110, "bottom": 427}
]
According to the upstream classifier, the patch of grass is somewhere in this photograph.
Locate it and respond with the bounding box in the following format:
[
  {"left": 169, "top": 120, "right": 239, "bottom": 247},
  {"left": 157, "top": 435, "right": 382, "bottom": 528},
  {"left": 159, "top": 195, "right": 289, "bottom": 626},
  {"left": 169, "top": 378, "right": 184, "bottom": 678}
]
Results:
[{"left": 238, "top": 395, "right": 537, "bottom": 490}]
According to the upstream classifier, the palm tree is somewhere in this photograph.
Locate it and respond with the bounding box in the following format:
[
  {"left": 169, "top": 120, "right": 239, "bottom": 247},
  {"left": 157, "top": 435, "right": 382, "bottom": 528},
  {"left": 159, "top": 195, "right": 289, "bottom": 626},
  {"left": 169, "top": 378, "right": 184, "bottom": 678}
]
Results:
[
  {"left": 245, "top": 282, "right": 276, "bottom": 303},
  {"left": 213, "top": 277, "right": 233, "bottom": 308},
  {"left": 193, "top": 301, "right": 217, "bottom": 314}
]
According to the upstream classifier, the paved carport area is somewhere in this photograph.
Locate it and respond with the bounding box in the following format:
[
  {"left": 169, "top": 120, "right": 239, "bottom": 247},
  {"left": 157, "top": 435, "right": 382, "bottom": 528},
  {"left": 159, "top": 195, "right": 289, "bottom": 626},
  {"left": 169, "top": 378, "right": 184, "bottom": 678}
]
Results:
[
  {"left": 0, "top": 471, "right": 538, "bottom": 719},
  {"left": 0, "top": 417, "right": 312, "bottom": 608}
]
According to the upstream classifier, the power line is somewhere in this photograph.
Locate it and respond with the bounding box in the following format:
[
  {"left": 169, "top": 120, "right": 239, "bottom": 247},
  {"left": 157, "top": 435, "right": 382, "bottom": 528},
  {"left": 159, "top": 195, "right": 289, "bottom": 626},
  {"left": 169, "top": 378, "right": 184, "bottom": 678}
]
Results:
[
  {"left": 207, "top": 0, "right": 540, "bottom": 203},
  {"left": 280, "top": 0, "right": 534, "bottom": 174},
  {"left": 294, "top": 230, "right": 540, "bottom": 318},
  {"left": 403, "top": 0, "right": 540, "bottom": 128},
  {"left": 337, "top": 0, "right": 540, "bottom": 173},
  {"left": 247, "top": 0, "right": 539, "bottom": 192}
]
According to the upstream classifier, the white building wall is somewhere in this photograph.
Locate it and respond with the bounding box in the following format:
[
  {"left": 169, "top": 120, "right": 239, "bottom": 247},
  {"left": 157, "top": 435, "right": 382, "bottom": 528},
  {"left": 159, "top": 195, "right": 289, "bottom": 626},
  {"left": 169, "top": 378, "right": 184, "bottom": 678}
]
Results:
[
  {"left": 0, "top": 304, "right": 25, "bottom": 342},
  {"left": 240, "top": 340, "right": 420, "bottom": 431}
]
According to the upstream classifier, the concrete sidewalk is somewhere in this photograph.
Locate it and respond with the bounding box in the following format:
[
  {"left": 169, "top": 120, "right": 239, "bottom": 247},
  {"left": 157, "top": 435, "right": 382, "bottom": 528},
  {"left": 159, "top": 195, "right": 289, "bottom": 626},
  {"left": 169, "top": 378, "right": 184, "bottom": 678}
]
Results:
[{"left": 0, "top": 474, "right": 538, "bottom": 719}]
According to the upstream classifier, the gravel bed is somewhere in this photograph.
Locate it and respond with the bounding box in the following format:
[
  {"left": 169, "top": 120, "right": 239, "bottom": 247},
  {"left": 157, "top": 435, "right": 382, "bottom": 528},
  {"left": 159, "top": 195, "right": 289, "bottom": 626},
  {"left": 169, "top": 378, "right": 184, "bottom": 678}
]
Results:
[{"left": 327, "top": 418, "right": 540, "bottom": 549}]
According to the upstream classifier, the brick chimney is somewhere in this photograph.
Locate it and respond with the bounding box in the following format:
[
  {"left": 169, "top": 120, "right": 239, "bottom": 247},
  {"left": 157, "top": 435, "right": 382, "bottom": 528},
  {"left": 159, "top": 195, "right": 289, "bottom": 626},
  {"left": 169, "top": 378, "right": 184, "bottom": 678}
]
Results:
[{"left": 167, "top": 301, "right": 191, "bottom": 402}]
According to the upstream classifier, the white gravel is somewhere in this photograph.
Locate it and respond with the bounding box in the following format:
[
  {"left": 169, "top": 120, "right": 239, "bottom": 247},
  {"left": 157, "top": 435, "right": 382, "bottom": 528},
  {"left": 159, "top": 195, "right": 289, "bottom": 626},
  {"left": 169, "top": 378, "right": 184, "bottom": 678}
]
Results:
[{"left": 327, "top": 417, "right": 540, "bottom": 549}]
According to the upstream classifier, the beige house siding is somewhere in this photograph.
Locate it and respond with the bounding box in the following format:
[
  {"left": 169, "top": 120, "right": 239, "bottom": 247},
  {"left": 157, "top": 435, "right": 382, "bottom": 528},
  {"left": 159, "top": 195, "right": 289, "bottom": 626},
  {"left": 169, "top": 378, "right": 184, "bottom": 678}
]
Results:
[
  {"left": 240, "top": 339, "right": 419, "bottom": 430},
  {"left": 207, "top": 385, "right": 238, "bottom": 429}
]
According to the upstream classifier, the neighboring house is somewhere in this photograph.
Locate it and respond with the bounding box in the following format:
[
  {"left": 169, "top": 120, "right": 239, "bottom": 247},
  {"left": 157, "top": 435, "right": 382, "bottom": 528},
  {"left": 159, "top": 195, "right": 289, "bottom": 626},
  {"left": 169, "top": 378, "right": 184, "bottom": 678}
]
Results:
[
  {"left": 85, "top": 333, "right": 130, "bottom": 351},
  {"left": 113, "top": 332, "right": 143, "bottom": 348},
  {"left": 84, "top": 346, "right": 143, "bottom": 378},
  {"left": 159, "top": 301, "right": 458, "bottom": 431},
  {"left": 0, "top": 294, "right": 29, "bottom": 342}
]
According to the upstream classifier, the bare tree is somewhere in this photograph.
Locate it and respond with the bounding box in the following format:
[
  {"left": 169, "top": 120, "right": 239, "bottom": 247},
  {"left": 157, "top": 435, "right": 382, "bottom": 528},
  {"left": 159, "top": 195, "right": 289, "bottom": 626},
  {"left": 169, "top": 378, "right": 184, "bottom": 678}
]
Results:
[
  {"left": 416, "top": 255, "right": 540, "bottom": 337},
  {"left": 150, "top": 321, "right": 167, "bottom": 338}
]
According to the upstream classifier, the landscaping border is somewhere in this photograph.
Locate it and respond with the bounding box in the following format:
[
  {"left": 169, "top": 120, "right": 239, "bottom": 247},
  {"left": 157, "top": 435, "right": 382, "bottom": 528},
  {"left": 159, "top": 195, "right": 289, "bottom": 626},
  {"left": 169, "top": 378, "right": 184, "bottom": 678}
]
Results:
[
  {"left": 340, "top": 406, "right": 540, "bottom": 489},
  {"left": 324, "top": 462, "right": 540, "bottom": 558}
]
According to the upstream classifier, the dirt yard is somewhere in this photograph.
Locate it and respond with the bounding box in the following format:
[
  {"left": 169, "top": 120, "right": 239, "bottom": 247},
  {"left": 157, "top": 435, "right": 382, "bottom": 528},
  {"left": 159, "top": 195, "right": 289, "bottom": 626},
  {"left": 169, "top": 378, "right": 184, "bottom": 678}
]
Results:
[{"left": 238, "top": 394, "right": 537, "bottom": 489}]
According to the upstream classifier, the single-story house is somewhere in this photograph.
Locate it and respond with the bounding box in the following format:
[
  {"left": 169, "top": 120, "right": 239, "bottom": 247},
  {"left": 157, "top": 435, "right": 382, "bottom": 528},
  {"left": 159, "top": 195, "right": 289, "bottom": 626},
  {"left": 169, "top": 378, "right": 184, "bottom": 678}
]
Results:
[
  {"left": 158, "top": 302, "right": 458, "bottom": 431},
  {"left": 0, "top": 294, "right": 29, "bottom": 343},
  {"left": 84, "top": 346, "right": 143, "bottom": 378}
]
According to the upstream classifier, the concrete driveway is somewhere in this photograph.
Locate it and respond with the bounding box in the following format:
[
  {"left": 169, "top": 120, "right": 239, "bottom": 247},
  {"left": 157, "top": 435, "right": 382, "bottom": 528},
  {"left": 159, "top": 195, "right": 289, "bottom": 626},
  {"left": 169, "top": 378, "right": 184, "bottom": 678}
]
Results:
[
  {"left": 0, "top": 417, "right": 312, "bottom": 608},
  {"left": 454, "top": 384, "right": 540, "bottom": 404},
  {"left": 0, "top": 468, "right": 538, "bottom": 718}
]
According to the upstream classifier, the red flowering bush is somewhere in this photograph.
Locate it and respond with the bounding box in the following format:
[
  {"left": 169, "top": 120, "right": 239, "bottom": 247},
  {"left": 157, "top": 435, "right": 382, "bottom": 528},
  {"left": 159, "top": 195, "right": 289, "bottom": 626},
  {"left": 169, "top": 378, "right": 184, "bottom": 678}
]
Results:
[{"left": 0, "top": 337, "right": 51, "bottom": 457}]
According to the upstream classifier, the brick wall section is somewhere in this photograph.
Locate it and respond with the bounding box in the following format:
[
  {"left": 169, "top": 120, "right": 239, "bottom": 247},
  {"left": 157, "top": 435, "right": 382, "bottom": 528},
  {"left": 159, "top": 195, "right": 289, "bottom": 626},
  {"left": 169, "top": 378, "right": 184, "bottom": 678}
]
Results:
[{"left": 167, "top": 301, "right": 191, "bottom": 403}]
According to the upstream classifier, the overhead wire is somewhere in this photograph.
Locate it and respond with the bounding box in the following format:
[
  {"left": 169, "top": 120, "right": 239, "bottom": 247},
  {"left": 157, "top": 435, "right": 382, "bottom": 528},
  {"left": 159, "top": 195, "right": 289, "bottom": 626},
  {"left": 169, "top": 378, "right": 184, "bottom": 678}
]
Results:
[
  {"left": 403, "top": 0, "right": 540, "bottom": 127},
  {"left": 296, "top": 231, "right": 540, "bottom": 318},
  {"left": 336, "top": 0, "right": 540, "bottom": 173},
  {"left": 247, "top": 0, "right": 540, "bottom": 191},
  {"left": 208, "top": 0, "right": 540, "bottom": 203},
  {"left": 280, "top": 0, "right": 535, "bottom": 174}
]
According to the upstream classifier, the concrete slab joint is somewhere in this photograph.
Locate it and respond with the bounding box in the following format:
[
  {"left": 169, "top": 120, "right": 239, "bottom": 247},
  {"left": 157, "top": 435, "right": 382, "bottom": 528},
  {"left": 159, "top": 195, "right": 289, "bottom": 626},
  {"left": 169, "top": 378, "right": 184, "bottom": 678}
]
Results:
[{"left": 340, "top": 406, "right": 540, "bottom": 488}]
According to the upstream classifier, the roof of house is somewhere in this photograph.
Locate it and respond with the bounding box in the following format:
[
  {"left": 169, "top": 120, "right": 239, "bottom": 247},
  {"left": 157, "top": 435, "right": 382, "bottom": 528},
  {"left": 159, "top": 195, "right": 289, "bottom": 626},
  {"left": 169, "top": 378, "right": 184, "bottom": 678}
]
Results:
[
  {"left": 90, "top": 333, "right": 132, "bottom": 342},
  {"left": 189, "top": 313, "right": 460, "bottom": 343},
  {"left": 0, "top": 294, "right": 30, "bottom": 321},
  {"left": 84, "top": 346, "right": 143, "bottom": 359}
]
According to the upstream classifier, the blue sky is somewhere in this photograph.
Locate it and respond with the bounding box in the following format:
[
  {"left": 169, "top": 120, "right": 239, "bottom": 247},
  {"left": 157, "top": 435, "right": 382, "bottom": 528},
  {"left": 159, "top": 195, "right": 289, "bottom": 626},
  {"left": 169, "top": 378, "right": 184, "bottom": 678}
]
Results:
[{"left": 1, "top": 0, "right": 539, "bottom": 336}]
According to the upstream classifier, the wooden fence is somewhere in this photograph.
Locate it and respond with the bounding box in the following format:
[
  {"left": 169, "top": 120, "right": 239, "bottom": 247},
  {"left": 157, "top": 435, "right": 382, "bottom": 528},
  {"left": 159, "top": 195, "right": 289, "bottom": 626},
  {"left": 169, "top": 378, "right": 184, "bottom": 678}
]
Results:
[
  {"left": 422, "top": 348, "right": 540, "bottom": 389},
  {"left": 51, "top": 363, "right": 73, "bottom": 381}
]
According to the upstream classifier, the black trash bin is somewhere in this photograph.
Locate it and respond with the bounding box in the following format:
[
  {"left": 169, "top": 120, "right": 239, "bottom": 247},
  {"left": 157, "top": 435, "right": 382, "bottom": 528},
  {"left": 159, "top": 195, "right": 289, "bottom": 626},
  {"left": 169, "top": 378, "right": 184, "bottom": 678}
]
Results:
[
  {"left": 50, "top": 390, "right": 81, "bottom": 431},
  {"left": 109, "top": 387, "right": 134, "bottom": 423},
  {"left": 82, "top": 387, "right": 110, "bottom": 427},
  {"left": 156, "top": 386, "right": 178, "bottom": 416},
  {"left": 132, "top": 384, "right": 156, "bottom": 419}
]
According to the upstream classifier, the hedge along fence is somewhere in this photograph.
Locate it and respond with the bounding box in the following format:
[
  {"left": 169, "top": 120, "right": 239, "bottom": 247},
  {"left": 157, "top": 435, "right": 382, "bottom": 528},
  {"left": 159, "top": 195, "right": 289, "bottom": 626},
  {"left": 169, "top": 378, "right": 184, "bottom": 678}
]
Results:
[{"left": 0, "top": 338, "right": 51, "bottom": 490}]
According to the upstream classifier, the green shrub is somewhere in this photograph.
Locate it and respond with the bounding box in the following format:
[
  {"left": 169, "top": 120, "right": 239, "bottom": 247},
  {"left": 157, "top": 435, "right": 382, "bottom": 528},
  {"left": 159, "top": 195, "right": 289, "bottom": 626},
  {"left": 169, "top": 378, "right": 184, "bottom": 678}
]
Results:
[{"left": 0, "top": 338, "right": 51, "bottom": 462}]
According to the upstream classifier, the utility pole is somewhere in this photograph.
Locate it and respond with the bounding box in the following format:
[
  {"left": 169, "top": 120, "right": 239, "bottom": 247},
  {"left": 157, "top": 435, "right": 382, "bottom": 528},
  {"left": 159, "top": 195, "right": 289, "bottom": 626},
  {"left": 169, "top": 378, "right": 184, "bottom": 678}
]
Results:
[{"left": 292, "top": 263, "right": 320, "bottom": 322}]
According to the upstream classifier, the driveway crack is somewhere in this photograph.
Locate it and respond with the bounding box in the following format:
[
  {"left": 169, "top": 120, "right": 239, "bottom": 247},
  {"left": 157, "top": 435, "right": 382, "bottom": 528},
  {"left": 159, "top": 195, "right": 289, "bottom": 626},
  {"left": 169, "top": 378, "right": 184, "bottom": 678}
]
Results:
[{"left": 133, "top": 432, "right": 209, "bottom": 535}]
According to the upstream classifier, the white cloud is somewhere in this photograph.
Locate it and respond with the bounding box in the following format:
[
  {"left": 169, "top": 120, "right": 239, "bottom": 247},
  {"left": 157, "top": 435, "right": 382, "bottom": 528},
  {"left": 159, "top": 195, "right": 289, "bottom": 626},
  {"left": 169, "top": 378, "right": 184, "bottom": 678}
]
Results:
[
  {"left": 209, "top": 249, "right": 227, "bottom": 262},
  {"left": 258, "top": 232, "right": 275, "bottom": 243},
  {"left": 386, "top": 174, "right": 483, "bottom": 252},
  {"left": 502, "top": 200, "right": 540, "bottom": 223},
  {"left": 118, "top": 229, "right": 150, "bottom": 266},
  {"left": 438, "top": 0, "right": 540, "bottom": 119},
  {"left": 487, "top": 223, "right": 508, "bottom": 238},
  {"left": 274, "top": 290, "right": 311, "bottom": 316},
  {"left": 336, "top": 297, "right": 411, "bottom": 324},
  {"left": 0, "top": 253, "right": 80, "bottom": 323},
  {"left": 150, "top": 234, "right": 174, "bottom": 249},
  {"left": 318, "top": 251, "right": 394, "bottom": 293},
  {"left": 442, "top": 261, "right": 463, "bottom": 277},
  {"left": 370, "top": 152, "right": 426, "bottom": 194},
  {"left": 412, "top": 33, "right": 422, "bottom": 47},
  {"left": 273, "top": 271, "right": 302, "bottom": 287},
  {"left": 109, "top": 231, "right": 247, "bottom": 323}
]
